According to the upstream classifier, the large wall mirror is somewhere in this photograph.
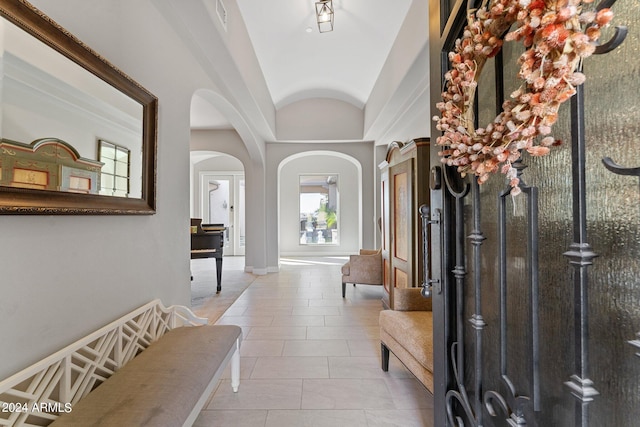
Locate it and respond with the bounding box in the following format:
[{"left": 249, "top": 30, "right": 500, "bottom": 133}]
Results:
[{"left": 0, "top": 0, "right": 157, "bottom": 214}]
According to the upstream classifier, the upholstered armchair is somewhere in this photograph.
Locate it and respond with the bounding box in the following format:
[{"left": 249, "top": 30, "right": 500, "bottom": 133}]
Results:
[{"left": 341, "top": 249, "right": 383, "bottom": 297}]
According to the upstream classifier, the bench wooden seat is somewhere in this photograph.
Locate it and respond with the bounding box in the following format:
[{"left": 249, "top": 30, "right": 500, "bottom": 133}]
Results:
[{"left": 0, "top": 300, "right": 241, "bottom": 427}]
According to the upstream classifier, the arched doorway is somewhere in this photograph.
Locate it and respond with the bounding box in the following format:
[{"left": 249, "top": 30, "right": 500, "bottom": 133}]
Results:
[
  {"left": 191, "top": 151, "right": 245, "bottom": 256},
  {"left": 190, "top": 89, "right": 268, "bottom": 273},
  {"left": 277, "top": 150, "right": 363, "bottom": 257}
]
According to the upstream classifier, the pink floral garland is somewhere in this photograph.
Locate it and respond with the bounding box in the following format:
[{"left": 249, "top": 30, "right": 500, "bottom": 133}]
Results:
[{"left": 433, "top": 0, "right": 613, "bottom": 194}]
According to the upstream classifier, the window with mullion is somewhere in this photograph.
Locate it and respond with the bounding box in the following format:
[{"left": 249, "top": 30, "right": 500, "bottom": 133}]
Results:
[{"left": 98, "top": 140, "right": 130, "bottom": 197}]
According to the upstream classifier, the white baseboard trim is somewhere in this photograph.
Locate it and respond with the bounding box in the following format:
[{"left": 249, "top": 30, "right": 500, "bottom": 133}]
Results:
[
  {"left": 280, "top": 252, "right": 353, "bottom": 257},
  {"left": 244, "top": 266, "right": 268, "bottom": 275},
  {"left": 267, "top": 265, "right": 280, "bottom": 273}
]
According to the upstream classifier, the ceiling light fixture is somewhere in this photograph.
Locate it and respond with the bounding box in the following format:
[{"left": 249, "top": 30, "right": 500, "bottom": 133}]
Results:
[{"left": 315, "top": 0, "right": 334, "bottom": 33}]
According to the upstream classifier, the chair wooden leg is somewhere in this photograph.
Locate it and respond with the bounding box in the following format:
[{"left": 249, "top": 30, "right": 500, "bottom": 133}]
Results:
[
  {"left": 342, "top": 282, "right": 346, "bottom": 298},
  {"left": 381, "top": 342, "right": 390, "bottom": 371}
]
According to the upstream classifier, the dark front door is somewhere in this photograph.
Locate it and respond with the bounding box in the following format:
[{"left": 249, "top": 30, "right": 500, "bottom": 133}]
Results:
[{"left": 428, "top": 0, "right": 640, "bottom": 425}]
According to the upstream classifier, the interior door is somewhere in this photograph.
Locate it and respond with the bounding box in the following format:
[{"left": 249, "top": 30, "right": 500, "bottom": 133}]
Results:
[
  {"left": 389, "top": 158, "right": 414, "bottom": 307},
  {"left": 381, "top": 168, "right": 391, "bottom": 308},
  {"left": 234, "top": 177, "right": 246, "bottom": 256},
  {"left": 201, "top": 173, "right": 245, "bottom": 256},
  {"left": 207, "top": 176, "right": 232, "bottom": 254}
]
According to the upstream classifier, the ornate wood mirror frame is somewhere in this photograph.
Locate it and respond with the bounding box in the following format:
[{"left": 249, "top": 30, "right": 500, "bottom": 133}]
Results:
[{"left": 0, "top": 0, "right": 157, "bottom": 214}]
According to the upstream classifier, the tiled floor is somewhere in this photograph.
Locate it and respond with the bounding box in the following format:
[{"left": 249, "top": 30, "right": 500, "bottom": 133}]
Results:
[{"left": 192, "top": 256, "right": 434, "bottom": 427}]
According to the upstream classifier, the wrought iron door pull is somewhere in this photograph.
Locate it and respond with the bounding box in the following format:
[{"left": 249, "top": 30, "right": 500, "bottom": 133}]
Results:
[{"left": 420, "top": 204, "right": 440, "bottom": 297}]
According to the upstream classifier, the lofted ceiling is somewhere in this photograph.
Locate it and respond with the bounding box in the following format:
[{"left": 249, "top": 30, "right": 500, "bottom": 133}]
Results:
[
  {"left": 190, "top": 0, "right": 420, "bottom": 140},
  {"left": 235, "top": 0, "right": 412, "bottom": 110}
]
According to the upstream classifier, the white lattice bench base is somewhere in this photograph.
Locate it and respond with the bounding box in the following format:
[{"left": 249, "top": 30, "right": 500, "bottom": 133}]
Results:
[{"left": 0, "top": 299, "right": 242, "bottom": 427}]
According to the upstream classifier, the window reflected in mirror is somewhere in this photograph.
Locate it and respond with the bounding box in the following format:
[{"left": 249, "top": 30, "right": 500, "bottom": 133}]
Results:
[
  {"left": 299, "top": 174, "right": 339, "bottom": 245},
  {"left": 99, "top": 140, "right": 131, "bottom": 197}
]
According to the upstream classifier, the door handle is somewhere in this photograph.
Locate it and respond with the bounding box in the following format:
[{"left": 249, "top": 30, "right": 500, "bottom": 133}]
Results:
[{"left": 420, "top": 205, "right": 440, "bottom": 298}]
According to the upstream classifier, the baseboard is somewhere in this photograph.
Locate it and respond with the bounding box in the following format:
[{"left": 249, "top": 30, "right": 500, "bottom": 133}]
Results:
[
  {"left": 267, "top": 265, "right": 280, "bottom": 273},
  {"left": 244, "top": 266, "right": 268, "bottom": 275}
]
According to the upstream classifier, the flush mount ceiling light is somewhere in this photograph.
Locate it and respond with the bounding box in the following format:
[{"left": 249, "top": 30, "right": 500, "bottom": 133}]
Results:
[{"left": 315, "top": 0, "right": 334, "bottom": 33}]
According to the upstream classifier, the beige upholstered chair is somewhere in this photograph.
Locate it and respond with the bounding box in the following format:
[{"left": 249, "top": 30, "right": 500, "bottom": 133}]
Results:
[{"left": 341, "top": 249, "right": 383, "bottom": 297}]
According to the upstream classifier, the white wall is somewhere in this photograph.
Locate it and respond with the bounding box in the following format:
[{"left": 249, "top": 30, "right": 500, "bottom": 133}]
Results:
[
  {"left": 279, "top": 153, "right": 360, "bottom": 256},
  {"left": 266, "top": 142, "right": 377, "bottom": 269},
  {"left": 276, "top": 98, "right": 364, "bottom": 141},
  {"left": 0, "top": 0, "right": 217, "bottom": 380}
]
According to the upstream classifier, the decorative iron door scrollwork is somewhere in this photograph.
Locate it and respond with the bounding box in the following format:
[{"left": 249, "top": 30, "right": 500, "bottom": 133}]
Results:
[
  {"left": 483, "top": 161, "right": 540, "bottom": 426},
  {"left": 442, "top": 166, "right": 472, "bottom": 427},
  {"left": 602, "top": 142, "right": 640, "bottom": 359},
  {"left": 431, "top": 0, "right": 636, "bottom": 425},
  {"left": 563, "top": 0, "right": 627, "bottom": 423}
]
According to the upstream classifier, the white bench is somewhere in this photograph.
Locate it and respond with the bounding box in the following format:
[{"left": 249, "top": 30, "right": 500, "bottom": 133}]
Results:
[{"left": 0, "top": 299, "right": 241, "bottom": 427}]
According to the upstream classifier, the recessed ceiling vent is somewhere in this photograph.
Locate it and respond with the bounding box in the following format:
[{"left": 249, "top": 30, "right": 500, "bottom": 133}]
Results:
[{"left": 216, "top": 0, "right": 227, "bottom": 30}]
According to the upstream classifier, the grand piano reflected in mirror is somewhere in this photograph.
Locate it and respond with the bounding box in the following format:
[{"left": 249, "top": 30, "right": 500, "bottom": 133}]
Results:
[{"left": 0, "top": 0, "right": 157, "bottom": 214}]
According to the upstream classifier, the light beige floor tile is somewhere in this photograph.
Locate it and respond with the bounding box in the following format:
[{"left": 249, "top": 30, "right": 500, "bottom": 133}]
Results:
[
  {"left": 216, "top": 315, "right": 274, "bottom": 326},
  {"left": 340, "top": 306, "right": 383, "bottom": 317},
  {"left": 383, "top": 377, "right": 434, "bottom": 410},
  {"left": 265, "top": 409, "right": 368, "bottom": 427},
  {"left": 195, "top": 257, "right": 434, "bottom": 426},
  {"left": 208, "top": 379, "right": 303, "bottom": 410},
  {"left": 227, "top": 299, "right": 252, "bottom": 308},
  {"left": 220, "top": 356, "right": 256, "bottom": 379},
  {"left": 385, "top": 355, "right": 416, "bottom": 378},
  {"left": 292, "top": 306, "right": 340, "bottom": 316},
  {"left": 283, "top": 340, "right": 350, "bottom": 357},
  {"left": 245, "top": 326, "right": 307, "bottom": 340},
  {"left": 365, "top": 409, "right": 434, "bottom": 427},
  {"left": 309, "top": 298, "right": 352, "bottom": 307},
  {"left": 347, "top": 339, "right": 380, "bottom": 356},
  {"left": 294, "top": 290, "right": 327, "bottom": 299},
  {"left": 363, "top": 325, "right": 381, "bottom": 339},
  {"left": 194, "top": 410, "right": 268, "bottom": 427},
  {"left": 251, "top": 356, "right": 329, "bottom": 379},
  {"left": 322, "top": 292, "right": 343, "bottom": 300},
  {"left": 270, "top": 315, "right": 325, "bottom": 327},
  {"left": 301, "top": 378, "right": 396, "bottom": 410},
  {"left": 243, "top": 288, "right": 300, "bottom": 297},
  {"left": 235, "top": 296, "right": 310, "bottom": 307},
  {"left": 328, "top": 355, "right": 414, "bottom": 379},
  {"left": 221, "top": 306, "right": 247, "bottom": 316},
  {"left": 324, "top": 313, "right": 380, "bottom": 326},
  {"left": 240, "top": 340, "right": 284, "bottom": 357},
  {"left": 328, "top": 356, "right": 387, "bottom": 378},
  {"left": 241, "top": 307, "right": 294, "bottom": 316},
  {"left": 306, "top": 326, "right": 374, "bottom": 340}
]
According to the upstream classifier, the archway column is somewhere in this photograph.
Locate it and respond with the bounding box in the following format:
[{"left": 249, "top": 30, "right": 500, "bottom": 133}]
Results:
[{"left": 243, "top": 159, "right": 269, "bottom": 275}]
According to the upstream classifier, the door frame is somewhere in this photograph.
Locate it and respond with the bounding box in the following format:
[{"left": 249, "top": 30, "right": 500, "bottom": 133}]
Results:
[{"left": 199, "top": 171, "right": 245, "bottom": 256}]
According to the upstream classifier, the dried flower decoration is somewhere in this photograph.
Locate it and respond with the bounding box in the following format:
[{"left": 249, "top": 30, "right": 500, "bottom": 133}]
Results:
[{"left": 433, "top": 0, "right": 613, "bottom": 194}]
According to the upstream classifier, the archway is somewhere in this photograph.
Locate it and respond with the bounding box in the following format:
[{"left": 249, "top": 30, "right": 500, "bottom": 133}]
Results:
[
  {"left": 190, "top": 151, "right": 246, "bottom": 256},
  {"left": 189, "top": 89, "right": 268, "bottom": 274},
  {"left": 277, "top": 150, "right": 363, "bottom": 258}
]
